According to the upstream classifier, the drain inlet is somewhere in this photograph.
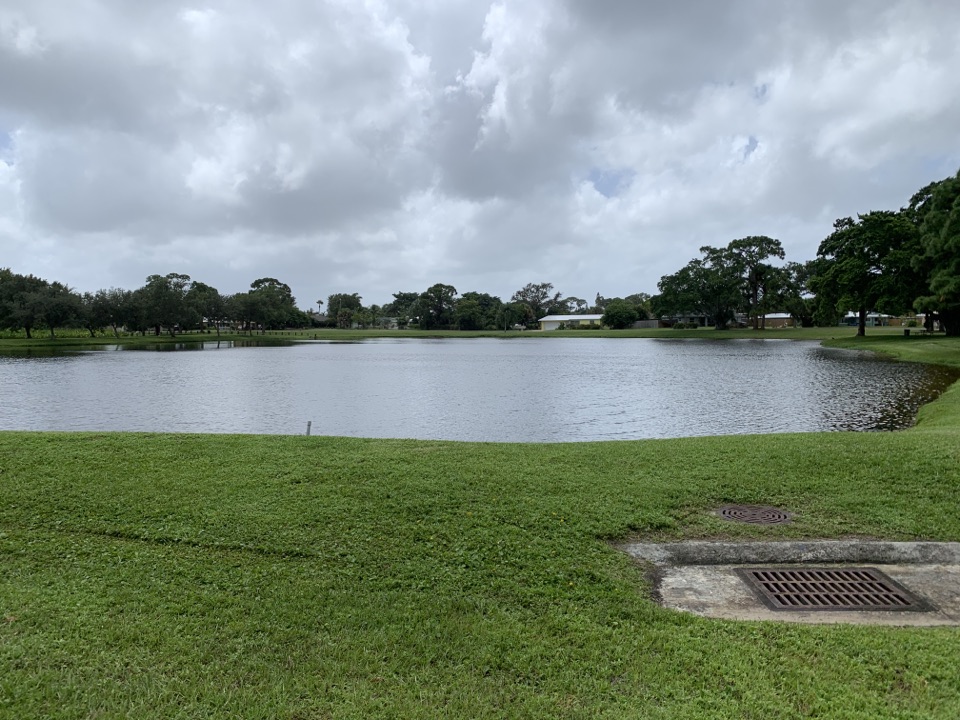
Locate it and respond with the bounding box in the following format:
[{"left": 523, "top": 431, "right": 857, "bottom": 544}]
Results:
[
  {"left": 717, "top": 505, "right": 792, "bottom": 525},
  {"left": 736, "top": 567, "right": 931, "bottom": 612}
]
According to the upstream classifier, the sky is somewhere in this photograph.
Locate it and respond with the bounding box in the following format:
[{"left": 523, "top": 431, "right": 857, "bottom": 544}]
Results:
[{"left": 1, "top": 0, "right": 959, "bottom": 310}]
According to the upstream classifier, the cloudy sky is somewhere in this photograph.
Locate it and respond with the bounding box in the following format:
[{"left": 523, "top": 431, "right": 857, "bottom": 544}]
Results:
[{"left": 2, "top": 0, "right": 959, "bottom": 309}]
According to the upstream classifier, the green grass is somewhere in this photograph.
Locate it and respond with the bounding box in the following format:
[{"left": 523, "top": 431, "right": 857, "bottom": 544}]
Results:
[
  {"left": 1, "top": 335, "right": 960, "bottom": 718},
  {"left": 0, "top": 324, "right": 921, "bottom": 346},
  {"left": 270, "top": 325, "right": 900, "bottom": 341}
]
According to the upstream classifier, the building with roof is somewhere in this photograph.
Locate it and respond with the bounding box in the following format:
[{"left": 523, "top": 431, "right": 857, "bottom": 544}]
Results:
[{"left": 538, "top": 314, "right": 604, "bottom": 330}]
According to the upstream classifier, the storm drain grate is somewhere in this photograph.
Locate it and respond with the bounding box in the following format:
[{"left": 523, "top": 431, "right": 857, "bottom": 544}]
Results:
[
  {"left": 717, "top": 505, "right": 792, "bottom": 525},
  {"left": 736, "top": 567, "right": 930, "bottom": 611}
]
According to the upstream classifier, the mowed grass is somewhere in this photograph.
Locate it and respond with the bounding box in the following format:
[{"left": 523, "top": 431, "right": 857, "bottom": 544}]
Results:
[
  {"left": 1, "top": 336, "right": 960, "bottom": 718},
  {"left": 273, "top": 325, "right": 893, "bottom": 341}
]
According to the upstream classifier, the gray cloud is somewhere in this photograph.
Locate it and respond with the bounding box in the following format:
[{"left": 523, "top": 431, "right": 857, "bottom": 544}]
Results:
[{"left": 1, "top": 0, "right": 959, "bottom": 306}]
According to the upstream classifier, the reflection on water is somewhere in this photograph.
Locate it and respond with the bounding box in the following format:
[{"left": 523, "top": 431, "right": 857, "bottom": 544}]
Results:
[
  {"left": 0, "top": 338, "right": 291, "bottom": 357},
  {"left": 0, "top": 338, "right": 956, "bottom": 441}
]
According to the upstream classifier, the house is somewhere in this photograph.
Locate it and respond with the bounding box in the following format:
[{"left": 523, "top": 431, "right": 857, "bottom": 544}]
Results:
[
  {"left": 658, "top": 313, "right": 708, "bottom": 328},
  {"left": 840, "top": 312, "right": 893, "bottom": 327},
  {"left": 761, "top": 313, "right": 795, "bottom": 328},
  {"left": 538, "top": 314, "right": 604, "bottom": 330}
]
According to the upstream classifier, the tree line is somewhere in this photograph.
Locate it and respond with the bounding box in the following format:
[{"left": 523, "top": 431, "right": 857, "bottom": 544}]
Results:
[
  {"left": 0, "top": 272, "right": 306, "bottom": 339},
  {"left": 324, "top": 284, "right": 652, "bottom": 331},
  {"left": 2, "top": 169, "right": 957, "bottom": 338},
  {"left": 652, "top": 168, "right": 960, "bottom": 336},
  {"left": 0, "top": 269, "right": 652, "bottom": 338}
]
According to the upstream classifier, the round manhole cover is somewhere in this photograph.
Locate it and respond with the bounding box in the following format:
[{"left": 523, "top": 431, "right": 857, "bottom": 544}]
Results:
[{"left": 717, "top": 505, "right": 792, "bottom": 525}]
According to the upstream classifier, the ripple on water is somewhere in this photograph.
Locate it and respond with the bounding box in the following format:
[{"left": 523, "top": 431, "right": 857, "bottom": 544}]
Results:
[{"left": 0, "top": 338, "right": 956, "bottom": 440}]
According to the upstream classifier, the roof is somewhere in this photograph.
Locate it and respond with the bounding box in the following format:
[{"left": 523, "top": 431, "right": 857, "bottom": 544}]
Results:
[{"left": 538, "top": 314, "right": 604, "bottom": 322}]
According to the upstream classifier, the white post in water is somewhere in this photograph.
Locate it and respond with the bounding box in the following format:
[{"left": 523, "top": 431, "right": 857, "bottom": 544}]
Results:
[{"left": 306, "top": 421, "right": 312, "bottom": 436}]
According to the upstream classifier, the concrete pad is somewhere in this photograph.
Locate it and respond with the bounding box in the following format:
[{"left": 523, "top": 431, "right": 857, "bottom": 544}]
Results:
[{"left": 620, "top": 541, "right": 960, "bottom": 626}]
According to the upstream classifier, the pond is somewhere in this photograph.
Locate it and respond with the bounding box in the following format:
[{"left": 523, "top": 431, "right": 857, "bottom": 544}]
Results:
[{"left": 0, "top": 338, "right": 956, "bottom": 442}]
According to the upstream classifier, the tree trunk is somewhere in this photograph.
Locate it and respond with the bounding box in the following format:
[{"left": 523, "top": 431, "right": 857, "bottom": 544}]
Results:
[
  {"left": 857, "top": 306, "right": 867, "bottom": 337},
  {"left": 25, "top": 326, "right": 32, "bottom": 339},
  {"left": 941, "top": 308, "right": 960, "bottom": 336},
  {"left": 49, "top": 326, "right": 56, "bottom": 339}
]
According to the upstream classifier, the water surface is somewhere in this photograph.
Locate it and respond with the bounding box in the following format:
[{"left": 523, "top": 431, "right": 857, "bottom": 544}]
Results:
[{"left": 0, "top": 338, "right": 955, "bottom": 441}]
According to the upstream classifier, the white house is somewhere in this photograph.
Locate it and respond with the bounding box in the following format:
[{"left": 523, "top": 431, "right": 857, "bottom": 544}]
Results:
[
  {"left": 538, "top": 314, "right": 604, "bottom": 331},
  {"left": 761, "top": 312, "right": 795, "bottom": 328}
]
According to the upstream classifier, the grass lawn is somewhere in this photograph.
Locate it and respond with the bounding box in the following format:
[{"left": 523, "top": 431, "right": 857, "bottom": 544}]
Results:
[
  {"left": 1, "top": 333, "right": 960, "bottom": 718},
  {"left": 268, "top": 325, "right": 901, "bottom": 341}
]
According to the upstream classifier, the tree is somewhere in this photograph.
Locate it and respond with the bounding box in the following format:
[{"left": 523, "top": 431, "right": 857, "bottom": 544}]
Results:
[
  {"left": 601, "top": 299, "right": 639, "bottom": 329},
  {"left": 454, "top": 297, "right": 483, "bottom": 330},
  {"left": 336, "top": 308, "right": 355, "bottom": 329},
  {"left": 352, "top": 306, "right": 374, "bottom": 329},
  {"left": 41, "top": 283, "right": 83, "bottom": 338},
  {"left": 511, "top": 282, "right": 562, "bottom": 324},
  {"left": 383, "top": 292, "right": 419, "bottom": 316},
  {"left": 249, "top": 278, "right": 301, "bottom": 332},
  {"left": 226, "top": 292, "right": 258, "bottom": 335},
  {"left": 562, "top": 296, "right": 589, "bottom": 314},
  {"left": 623, "top": 293, "right": 652, "bottom": 320},
  {"left": 655, "top": 247, "right": 742, "bottom": 329},
  {"left": 0, "top": 269, "right": 48, "bottom": 338},
  {"left": 140, "top": 273, "right": 194, "bottom": 337},
  {"left": 327, "top": 293, "right": 363, "bottom": 328},
  {"left": 123, "top": 288, "right": 153, "bottom": 336},
  {"left": 417, "top": 283, "right": 458, "bottom": 330},
  {"left": 455, "top": 292, "right": 504, "bottom": 330},
  {"left": 727, "top": 236, "right": 785, "bottom": 329},
  {"left": 775, "top": 262, "right": 816, "bottom": 328},
  {"left": 82, "top": 288, "right": 131, "bottom": 338},
  {"left": 381, "top": 291, "right": 419, "bottom": 328},
  {"left": 496, "top": 302, "right": 532, "bottom": 331},
  {"left": 910, "top": 171, "right": 960, "bottom": 335},
  {"left": 186, "top": 282, "right": 226, "bottom": 336},
  {"left": 13, "top": 282, "right": 83, "bottom": 339},
  {"left": 812, "top": 212, "right": 922, "bottom": 336}
]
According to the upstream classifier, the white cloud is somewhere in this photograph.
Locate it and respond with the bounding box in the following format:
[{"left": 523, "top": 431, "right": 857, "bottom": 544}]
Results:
[{"left": 0, "top": 0, "right": 959, "bottom": 306}]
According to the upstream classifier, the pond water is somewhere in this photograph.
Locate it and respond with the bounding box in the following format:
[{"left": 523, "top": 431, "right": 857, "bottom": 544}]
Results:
[{"left": 0, "top": 338, "right": 956, "bottom": 442}]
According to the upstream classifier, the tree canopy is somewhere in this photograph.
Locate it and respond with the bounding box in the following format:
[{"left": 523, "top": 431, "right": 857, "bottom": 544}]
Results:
[
  {"left": 601, "top": 299, "right": 638, "bottom": 329},
  {"left": 4, "top": 168, "right": 960, "bottom": 338},
  {"left": 511, "top": 282, "right": 564, "bottom": 323},
  {"left": 812, "top": 212, "right": 923, "bottom": 336},
  {"left": 911, "top": 171, "right": 960, "bottom": 335}
]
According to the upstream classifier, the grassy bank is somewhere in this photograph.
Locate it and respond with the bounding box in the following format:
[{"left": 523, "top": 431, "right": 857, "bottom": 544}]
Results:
[
  {"left": 269, "top": 326, "right": 903, "bottom": 341},
  {"left": 0, "top": 324, "right": 917, "bottom": 347},
  {"left": 1, "top": 337, "right": 960, "bottom": 718}
]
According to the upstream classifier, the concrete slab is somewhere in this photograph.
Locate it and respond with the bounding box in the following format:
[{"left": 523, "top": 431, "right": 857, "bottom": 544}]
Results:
[{"left": 620, "top": 541, "right": 960, "bottom": 626}]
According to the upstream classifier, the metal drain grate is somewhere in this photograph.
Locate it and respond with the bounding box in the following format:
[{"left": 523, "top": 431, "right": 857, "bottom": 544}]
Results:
[
  {"left": 736, "top": 567, "right": 929, "bottom": 611},
  {"left": 717, "top": 505, "right": 792, "bottom": 525}
]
